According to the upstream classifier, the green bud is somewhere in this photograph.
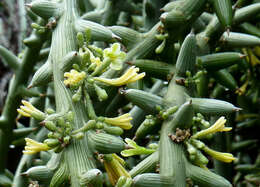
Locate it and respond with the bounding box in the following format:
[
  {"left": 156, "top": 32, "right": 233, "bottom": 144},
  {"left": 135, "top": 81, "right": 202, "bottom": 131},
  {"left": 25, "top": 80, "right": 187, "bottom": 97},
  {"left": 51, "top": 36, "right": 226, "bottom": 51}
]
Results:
[
  {"left": 44, "top": 138, "right": 60, "bottom": 147},
  {"left": 77, "top": 32, "right": 84, "bottom": 47},
  {"left": 44, "top": 121, "right": 57, "bottom": 132},
  {"left": 94, "top": 84, "right": 108, "bottom": 101},
  {"left": 63, "top": 136, "right": 71, "bottom": 144},
  {"left": 66, "top": 111, "right": 74, "bottom": 122},
  {"left": 73, "top": 132, "right": 84, "bottom": 139},
  {"left": 46, "top": 108, "right": 55, "bottom": 114},
  {"left": 48, "top": 132, "right": 62, "bottom": 139},
  {"left": 85, "top": 28, "right": 92, "bottom": 44},
  {"left": 155, "top": 39, "right": 166, "bottom": 54},
  {"left": 72, "top": 87, "right": 82, "bottom": 102}
]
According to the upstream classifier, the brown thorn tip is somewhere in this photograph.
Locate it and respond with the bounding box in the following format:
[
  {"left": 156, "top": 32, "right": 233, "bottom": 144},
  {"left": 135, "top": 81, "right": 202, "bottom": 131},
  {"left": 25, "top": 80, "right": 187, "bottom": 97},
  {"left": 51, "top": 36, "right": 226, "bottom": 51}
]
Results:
[
  {"left": 126, "top": 61, "right": 132, "bottom": 65},
  {"left": 240, "top": 54, "right": 247, "bottom": 58},
  {"left": 20, "top": 172, "right": 28, "bottom": 176},
  {"left": 234, "top": 107, "right": 242, "bottom": 112},
  {"left": 27, "top": 84, "right": 33, "bottom": 89},
  {"left": 25, "top": 4, "right": 32, "bottom": 8},
  {"left": 226, "top": 28, "right": 230, "bottom": 36},
  {"left": 39, "top": 121, "right": 45, "bottom": 126}
]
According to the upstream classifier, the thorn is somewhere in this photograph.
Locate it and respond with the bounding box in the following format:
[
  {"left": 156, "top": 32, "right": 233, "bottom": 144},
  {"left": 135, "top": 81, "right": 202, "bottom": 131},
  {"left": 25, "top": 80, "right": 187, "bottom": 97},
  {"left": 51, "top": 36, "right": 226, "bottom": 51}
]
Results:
[
  {"left": 233, "top": 107, "right": 242, "bottom": 112},
  {"left": 226, "top": 28, "right": 230, "bottom": 36},
  {"left": 39, "top": 121, "right": 45, "bottom": 126},
  {"left": 74, "top": 52, "right": 78, "bottom": 56},
  {"left": 112, "top": 33, "right": 121, "bottom": 41},
  {"left": 27, "top": 84, "right": 33, "bottom": 89},
  {"left": 20, "top": 172, "right": 28, "bottom": 176},
  {"left": 160, "top": 8, "right": 165, "bottom": 12},
  {"left": 189, "top": 99, "right": 192, "bottom": 104},
  {"left": 25, "top": 3, "right": 32, "bottom": 8},
  {"left": 126, "top": 61, "right": 133, "bottom": 65},
  {"left": 39, "top": 93, "right": 46, "bottom": 97},
  {"left": 239, "top": 54, "right": 247, "bottom": 59},
  {"left": 132, "top": 136, "right": 137, "bottom": 141}
]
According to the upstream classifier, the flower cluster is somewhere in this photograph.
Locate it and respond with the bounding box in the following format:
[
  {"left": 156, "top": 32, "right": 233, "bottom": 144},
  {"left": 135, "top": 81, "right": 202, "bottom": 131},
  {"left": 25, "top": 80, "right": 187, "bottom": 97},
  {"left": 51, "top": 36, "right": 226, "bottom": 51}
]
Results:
[
  {"left": 64, "top": 69, "right": 86, "bottom": 87},
  {"left": 185, "top": 116, "right": 236, "bottom": 168}
]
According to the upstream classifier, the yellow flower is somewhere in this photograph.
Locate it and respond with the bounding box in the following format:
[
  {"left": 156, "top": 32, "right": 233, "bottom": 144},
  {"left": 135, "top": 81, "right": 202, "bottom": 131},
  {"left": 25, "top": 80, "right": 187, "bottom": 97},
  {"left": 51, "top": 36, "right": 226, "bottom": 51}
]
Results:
[
  {"left": 103, "top": 154, "right": 131, "bottom": 186},
  {"left": 64, "top": 69, "right": 86, "bottom": 87},
  {"left": 104, "top": 43, "right": 126, "bottom": 70},
  {"left": 203, "top": 146, "right": 236, "bottom": 163},
  {"left": 17, "top": 100, "right": 46, "bottom": 120},
  {"left": 236, "top": 79, "right": 249, "bottom": 96},
  {"left": 91, "top": 57, "right": 102, "bottom": 67},
  {"left": 23, "top": 138, "right": 50, "bottom": 154},
  {"left": 94, "top": 66, "right": 145, "bottom": 86},
  {"left": 192, "top": 116, "right": 232, "bottom": 139},
  {"left": 121, "top": 138, "right": 156, "bottom": 157},
  {"left": 104, "top": 113, "right": 132, "bottom": 130}
]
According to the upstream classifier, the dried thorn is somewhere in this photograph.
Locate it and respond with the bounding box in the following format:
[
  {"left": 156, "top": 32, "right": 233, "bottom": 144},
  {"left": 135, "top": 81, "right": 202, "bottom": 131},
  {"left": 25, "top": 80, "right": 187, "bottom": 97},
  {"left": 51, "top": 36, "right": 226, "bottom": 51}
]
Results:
[
  {"left": 20, "top": 172, "right": 28, "bottom": 176},
  {"left": 226, "top": 28, "right": 230, "bottom": 36},
  {"left": 118, "top": 87, "right": 126, "bottom": 95},
  {"left": 112, "top": 33, "right": 121, "bottom": 41},
  {"left": 233, "top": 107, "right": 242, "bottom": 112},
  {"left": 39, "top": 121, "right": 45, "bottom": 126},
  {"left": 239, "top": 54, "right": 247, "bottom": 59},
  {"left": 126, "top": 61, "right": 133, "bottom": 65},
  {"left": 27, "top": 84, "right": 33, "bottom": 89},
  {"left": 39, "top": 93, "right": 46, "bottom": 97},
  {"left": 25, "top": 4, "right": 32, "bottom": 8}
]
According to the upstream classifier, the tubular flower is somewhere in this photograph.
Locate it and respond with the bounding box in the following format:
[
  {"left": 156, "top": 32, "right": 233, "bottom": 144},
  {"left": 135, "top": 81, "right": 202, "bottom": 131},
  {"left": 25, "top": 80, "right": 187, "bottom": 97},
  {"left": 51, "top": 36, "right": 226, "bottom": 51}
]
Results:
[
  {"left": 121, "top": 138, "right": 156, "bottom": 157},
  {"left": 192, "top": 116, "right": 232, "bottom": 139},
  {"left": 104, "top": 113, "right": 133, "bottom": 130},
  {"left": 103, "top": 154, "right": 131, "bottom": 186},
  {"left": 94, "top": 66, "right": 145, "bottom": 86},
  {"left": 203, "top": 146, "right": 236, "bottom": 163},
  {"left": 17, "top": 100, "right": 46, "bottom": 120},
  {"left": 64, "top": 69, "right": 86, "bottom": 87},
  {"left": 104, "top": 43, "right": 126, "bottom": 70},
  {"left": 23, "top": 138, "right": 51, "bottom": 155}
]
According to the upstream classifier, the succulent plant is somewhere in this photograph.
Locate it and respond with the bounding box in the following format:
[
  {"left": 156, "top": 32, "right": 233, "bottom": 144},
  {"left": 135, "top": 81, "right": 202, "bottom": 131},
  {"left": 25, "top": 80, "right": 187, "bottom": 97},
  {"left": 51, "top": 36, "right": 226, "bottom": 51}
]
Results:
[{"left": 0, "top": 0, "right": 260, "bottom": 186}]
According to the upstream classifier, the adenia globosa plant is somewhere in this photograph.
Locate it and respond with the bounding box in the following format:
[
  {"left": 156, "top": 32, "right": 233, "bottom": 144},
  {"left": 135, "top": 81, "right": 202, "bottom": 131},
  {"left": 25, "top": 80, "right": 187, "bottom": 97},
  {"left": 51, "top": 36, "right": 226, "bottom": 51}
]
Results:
[{"left": 0, "top": 0, "right": 260, "bottom": 186}]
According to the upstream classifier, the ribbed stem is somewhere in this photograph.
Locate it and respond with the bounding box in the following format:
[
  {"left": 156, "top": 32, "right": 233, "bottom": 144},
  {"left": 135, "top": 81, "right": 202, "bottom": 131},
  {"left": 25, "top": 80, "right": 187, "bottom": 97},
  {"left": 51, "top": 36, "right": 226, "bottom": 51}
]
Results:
[{"left": 49, "top": 0, "right": 96, "bottom": 186}]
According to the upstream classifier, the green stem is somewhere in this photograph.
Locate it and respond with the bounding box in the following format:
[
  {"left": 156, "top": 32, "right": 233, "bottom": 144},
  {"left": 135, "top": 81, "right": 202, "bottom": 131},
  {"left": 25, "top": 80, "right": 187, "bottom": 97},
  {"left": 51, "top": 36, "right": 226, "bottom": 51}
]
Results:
[{"left": 0, "top": 30, "right": 47, "bottom": 172}]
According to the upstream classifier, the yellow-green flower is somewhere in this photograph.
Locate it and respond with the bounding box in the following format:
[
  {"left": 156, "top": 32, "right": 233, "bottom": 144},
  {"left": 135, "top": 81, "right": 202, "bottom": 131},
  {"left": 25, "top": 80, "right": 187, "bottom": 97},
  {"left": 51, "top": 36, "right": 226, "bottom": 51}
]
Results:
[
  {"left": 103, "top": 43, "right": 126, "bottom": 70},
  {"left": 90, "top": 56, "right": 102, "bottom": 67},
  {"left": 17, "top": 100, "right": 46, "bottom": 120},
  {"left": 64, "top": 69, "right": 86, "bottom": 87},
  {"left": 94, "top": 66, "right": 145, "bottom": 86},
  {"left": 23, "top": 138, "right": 51, "bottom": 154},
  {"left": 192, "top": 116, "right": 232, "bottom": 139},
  {"left": 103, "top": 154, "right": 131, "bottom": 186},
  {"left": 203, "top": 146, "right": 236, "bottom": 163},
  {"left": 121, "top": 138, "right": 156, "bottom": 157},
  {"left": 104, "top": 113, "right": 132, "bottom": 130}
]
